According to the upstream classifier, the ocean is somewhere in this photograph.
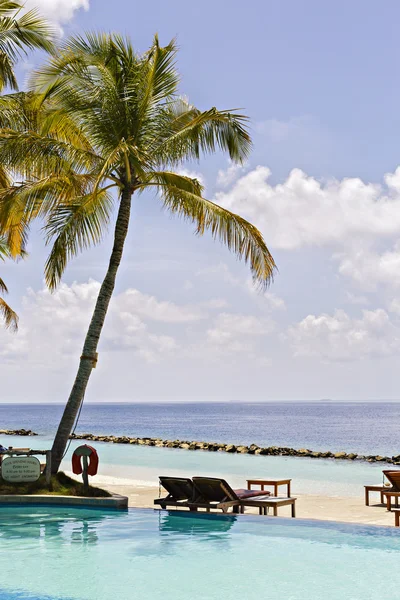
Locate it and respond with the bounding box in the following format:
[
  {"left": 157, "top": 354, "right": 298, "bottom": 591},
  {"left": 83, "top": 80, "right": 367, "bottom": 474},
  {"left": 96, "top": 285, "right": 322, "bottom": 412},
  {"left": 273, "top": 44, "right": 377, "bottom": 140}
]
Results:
[
  {"left": 1, "top": 401, "right": 399, "bottom": 456},
  {"left": 1, "top": 401, "right": 398, "bottom": 497}
]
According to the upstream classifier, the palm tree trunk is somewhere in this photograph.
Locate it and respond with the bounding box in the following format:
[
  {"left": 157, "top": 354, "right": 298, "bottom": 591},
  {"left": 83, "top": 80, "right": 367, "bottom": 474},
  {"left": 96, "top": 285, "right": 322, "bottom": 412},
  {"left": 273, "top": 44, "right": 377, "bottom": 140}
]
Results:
[{"left": 51, "top": 188, "right": 132, "bottom": 473}]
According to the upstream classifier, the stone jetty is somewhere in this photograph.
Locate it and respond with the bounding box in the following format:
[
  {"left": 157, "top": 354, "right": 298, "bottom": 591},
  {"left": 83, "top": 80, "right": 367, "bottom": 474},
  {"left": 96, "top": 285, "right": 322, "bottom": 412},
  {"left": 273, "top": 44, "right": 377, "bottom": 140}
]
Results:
[
  {"left": 69, "top": 432, "right": 400, "bottom": 465},
  {"left": 0, "top": 429, "right": 38, "bottom": 436}
]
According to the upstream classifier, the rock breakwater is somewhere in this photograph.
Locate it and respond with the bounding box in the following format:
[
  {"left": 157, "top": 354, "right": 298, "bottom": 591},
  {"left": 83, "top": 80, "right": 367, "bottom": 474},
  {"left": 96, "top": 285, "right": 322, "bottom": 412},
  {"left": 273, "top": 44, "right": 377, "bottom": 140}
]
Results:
[
  {"left": 0, "top": 429, "right": 38, "bottom": 436},
  {"left": 69, "top": 433, "right": 400, "bottom": 465}
]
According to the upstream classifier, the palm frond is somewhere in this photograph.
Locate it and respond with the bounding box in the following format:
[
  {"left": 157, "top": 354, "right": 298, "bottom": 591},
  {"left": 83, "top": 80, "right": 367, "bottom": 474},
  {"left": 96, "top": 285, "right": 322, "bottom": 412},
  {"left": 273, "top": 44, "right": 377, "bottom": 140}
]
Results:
[
  {"left": 160, "top": 185, "right": 275, "bottom": 287},
  {"left": 135, "top": 36, "right": 178, "bottom": 133},
  {"left": 0, "top": 129, "right": 99, "bottom": 178},
  {"left": 0, "top": 295, "right": 18, "bottom": 330},
  {"left": 43, "top": 187, "right": 114, "bottom": 289},
  {"left": 152, "top": 100, "right": 252, "bottom": 165},
  {"left": 0, "top": 2, "right": 54, "bottom": 90},
  {"left": 0, "top": 234, "right": 18, "bottom": 331},
  {"left": 136, "top": 170, "right": 204, "bottom": 196}
]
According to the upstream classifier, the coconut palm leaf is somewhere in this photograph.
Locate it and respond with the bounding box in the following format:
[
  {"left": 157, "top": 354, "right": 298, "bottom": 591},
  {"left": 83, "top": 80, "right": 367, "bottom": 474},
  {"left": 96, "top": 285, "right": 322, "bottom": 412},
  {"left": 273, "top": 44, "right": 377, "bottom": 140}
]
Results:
[
  {"left": 0, "top": 0, "right": 55, "bottom": 91},
  {"left": 0, "top": 234, "right": 18, "bottom": 330}
]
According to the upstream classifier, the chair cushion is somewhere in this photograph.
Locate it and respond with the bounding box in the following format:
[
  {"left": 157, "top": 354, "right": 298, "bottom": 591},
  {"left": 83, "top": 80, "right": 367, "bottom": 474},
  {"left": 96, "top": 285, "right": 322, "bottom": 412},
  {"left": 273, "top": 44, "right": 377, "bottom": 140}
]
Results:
[{"left": 234, "top": 488, "right": 271, "bottom": 499}]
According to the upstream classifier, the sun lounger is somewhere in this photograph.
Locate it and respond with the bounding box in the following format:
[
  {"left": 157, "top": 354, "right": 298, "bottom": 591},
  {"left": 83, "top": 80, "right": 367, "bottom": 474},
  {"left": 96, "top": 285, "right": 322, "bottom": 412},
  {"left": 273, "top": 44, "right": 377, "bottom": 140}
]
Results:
[
  {"left": 191, "top": 477, "right": 271, "bottom": 513},
  {"left": 381, "top": 471, "right": 400, "bottom": 510},
  {"left": 382, "top": 470, "right": 400, "bottom": 491},
  {"left": 154, "top": 476, "right": 270, "bottom": 513},
  {"left": 154, "top": 477, "right": 196, "bottom": 509}
]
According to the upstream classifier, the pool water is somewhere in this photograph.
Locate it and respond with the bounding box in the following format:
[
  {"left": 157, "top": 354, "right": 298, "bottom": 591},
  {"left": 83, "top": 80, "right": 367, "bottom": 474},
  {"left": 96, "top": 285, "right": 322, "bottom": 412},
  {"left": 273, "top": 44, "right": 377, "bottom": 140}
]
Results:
[{"left": 0, "top": 508, "right": 399, "bottom": 600}]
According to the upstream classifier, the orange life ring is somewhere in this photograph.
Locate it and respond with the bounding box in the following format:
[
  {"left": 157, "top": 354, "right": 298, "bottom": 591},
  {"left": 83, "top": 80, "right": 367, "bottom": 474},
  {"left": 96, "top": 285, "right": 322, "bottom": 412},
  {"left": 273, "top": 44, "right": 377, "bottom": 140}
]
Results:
[{"left": 72, "top": 445, "right": 99, "bottom": 476}]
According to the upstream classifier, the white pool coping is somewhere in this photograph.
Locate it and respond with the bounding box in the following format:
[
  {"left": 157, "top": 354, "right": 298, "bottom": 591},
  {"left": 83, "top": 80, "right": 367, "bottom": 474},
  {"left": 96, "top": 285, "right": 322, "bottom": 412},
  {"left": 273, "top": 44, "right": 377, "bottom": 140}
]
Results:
[{"left": 0, "top": 493, "right": 128, "bottom": 509}]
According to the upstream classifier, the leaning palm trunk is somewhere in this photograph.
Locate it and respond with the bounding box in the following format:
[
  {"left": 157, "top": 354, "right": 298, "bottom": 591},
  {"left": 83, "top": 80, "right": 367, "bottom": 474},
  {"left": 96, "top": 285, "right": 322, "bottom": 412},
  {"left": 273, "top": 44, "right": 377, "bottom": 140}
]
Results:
[{"left": 51, "top": 189, "right": 132, "bottom": 472}]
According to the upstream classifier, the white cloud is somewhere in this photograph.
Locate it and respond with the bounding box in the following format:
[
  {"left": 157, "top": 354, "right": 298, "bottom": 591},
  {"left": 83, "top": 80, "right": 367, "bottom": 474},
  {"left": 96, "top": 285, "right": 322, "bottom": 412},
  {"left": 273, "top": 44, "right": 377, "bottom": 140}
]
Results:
[
  {"left": 217, "top": 166, "right": 400, "bottom": 251},
  {"left": 345, "top": 292, "right": 369, "bottom": 306},
  {"left": 245, "top": 280, "right": 286, "bottom": 311},
  {"left": 24, "top": 0, "right": 89, "bottom": 29},
  {"left": 216, "top": 165, "right": 400, "bottom": 295},
  {"left": 207, "top": 313, "right": 275, "bottom": 347},
  {"left": 0, "top": 280, "right": 213, "bottom": 365},
  {"left": 217, "top": 161, "right": 246, "bottom": 188},
  {"left": 337, "top": 243, "right": 400, "bottom": 290},
  {"left": 388, "top": 299, "right": 400, "bottom": 314},
  {"left": 263, "top": 292, "right": 286, "bottom": 311},
  {"left": 183, "top": 280, "right": 194, "bottom": 291},
  {"left": 256, "top": 115, "right": 318, "bottom": 143},
  {"left": 288, "top": 308, "right": 400, "bottom": 361},
  {"left": 114, "top": 288, "right": 205, "bottom": 323},
  {"left": 196, "top": 262, "right": 241, "bottom": 286}
]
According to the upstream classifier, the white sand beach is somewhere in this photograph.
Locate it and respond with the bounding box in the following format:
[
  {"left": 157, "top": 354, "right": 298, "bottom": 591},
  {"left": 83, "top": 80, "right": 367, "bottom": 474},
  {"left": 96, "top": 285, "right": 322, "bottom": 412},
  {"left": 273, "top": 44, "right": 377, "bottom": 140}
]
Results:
[{"left": 66, "top": 472, "right": 397, "bottom": 527}]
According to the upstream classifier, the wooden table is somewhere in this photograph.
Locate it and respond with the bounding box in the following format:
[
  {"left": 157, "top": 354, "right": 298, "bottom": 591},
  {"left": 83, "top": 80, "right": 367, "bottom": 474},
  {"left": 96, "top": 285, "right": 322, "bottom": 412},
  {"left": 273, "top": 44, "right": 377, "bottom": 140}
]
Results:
[
  {"left": 364, "top": 485, "right": 388, "bottom": 506},
  {"left": 247, "top": 478, "right": 291, "bottom": 497},
  {"left": 383, "top": 490, "right": 400, "bottom": 511},
  {"left": 241, "top": 496, "right": 297, "bottom": 517}
]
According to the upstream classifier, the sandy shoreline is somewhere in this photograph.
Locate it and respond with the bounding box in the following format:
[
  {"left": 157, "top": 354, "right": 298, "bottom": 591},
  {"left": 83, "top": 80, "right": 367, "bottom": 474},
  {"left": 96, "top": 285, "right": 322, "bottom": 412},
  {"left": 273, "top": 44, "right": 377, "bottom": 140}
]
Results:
[{"left": 67, "top": 472, "right": 397, "bottom": 527}]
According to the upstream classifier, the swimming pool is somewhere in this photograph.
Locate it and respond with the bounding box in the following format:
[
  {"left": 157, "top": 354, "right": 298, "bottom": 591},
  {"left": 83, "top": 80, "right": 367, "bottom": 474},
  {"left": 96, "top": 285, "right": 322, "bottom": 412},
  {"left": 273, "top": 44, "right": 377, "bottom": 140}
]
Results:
[{"left": 0, "top": 507, "right": 399, "bottom": 600}]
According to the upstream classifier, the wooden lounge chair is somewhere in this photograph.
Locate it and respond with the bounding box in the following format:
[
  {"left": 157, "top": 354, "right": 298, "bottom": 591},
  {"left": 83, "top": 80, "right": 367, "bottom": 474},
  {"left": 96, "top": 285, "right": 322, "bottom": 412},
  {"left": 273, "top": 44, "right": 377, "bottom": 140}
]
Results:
[
  {"left": 154, "top": 477, "right": 196, "bottom": 509},
  {"left": 154, "top": 476, "right": 270, "bottom": 513},
  {"left": 191, "top": 477, "right": 270, "bottom": 513},
  {"left": 381, "top": 471, "right": 400, "bottom": 510},
  {"left": 383, "top": 470, "right": 400, "bottom": 490}
]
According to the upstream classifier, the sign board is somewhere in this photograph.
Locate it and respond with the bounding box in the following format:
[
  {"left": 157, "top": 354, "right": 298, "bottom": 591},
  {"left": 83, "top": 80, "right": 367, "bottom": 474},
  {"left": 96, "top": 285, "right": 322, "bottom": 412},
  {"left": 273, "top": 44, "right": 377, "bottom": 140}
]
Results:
[{"left": 1, "top": 456, "right": 41, "bottom": 483}]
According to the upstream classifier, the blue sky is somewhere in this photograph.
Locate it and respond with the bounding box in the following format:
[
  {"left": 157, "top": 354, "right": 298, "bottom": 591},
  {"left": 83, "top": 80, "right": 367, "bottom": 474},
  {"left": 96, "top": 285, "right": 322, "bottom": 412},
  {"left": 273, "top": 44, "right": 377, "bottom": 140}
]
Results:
[{"left": 2, "top": 0, "right": 400, "bottom": 402}]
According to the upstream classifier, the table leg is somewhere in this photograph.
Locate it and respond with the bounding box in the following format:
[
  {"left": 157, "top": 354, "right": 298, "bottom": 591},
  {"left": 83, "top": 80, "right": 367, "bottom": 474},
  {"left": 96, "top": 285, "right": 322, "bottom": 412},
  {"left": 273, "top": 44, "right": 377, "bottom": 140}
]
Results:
[
  {"left": 396, "top": 496, "right": 399, "bottom": 508},
  {"left": 288, "top": 481, "right": 291, "bottom": 498},
  {"left": 387, "top": 495, "right": 392, "bottom": 511},
  {"left": 396, "top": 512, "right": 400, "bottom": 527},
  {"left": 291, "top": 501, "right": 296, "bottom": 518},
  {"left": 274, "top": 484, "right": 278, "bottom": 497},
  {"left": 273, "top": 505, "right": 278, "bottom": 517},
  {"left": 365, "top": 488, "right": 369, "bottom": 506}
]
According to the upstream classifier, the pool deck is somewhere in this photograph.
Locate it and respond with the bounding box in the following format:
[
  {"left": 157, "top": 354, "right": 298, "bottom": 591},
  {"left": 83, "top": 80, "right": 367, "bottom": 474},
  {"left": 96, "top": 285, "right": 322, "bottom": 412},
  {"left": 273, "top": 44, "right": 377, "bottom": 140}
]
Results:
[{"left": 98, "top": 481, "right": 396, "bottom": 527}]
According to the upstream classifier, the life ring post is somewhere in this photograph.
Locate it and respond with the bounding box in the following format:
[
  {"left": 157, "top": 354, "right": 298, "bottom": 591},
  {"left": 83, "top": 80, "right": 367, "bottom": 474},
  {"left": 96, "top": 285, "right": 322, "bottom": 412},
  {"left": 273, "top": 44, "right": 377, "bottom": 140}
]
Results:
[
  {"left": 71, "top": 445, "right": 99, "bottom": 494},
  {"left": 82, "top": 454, "right": 89, "bottom": 493}
]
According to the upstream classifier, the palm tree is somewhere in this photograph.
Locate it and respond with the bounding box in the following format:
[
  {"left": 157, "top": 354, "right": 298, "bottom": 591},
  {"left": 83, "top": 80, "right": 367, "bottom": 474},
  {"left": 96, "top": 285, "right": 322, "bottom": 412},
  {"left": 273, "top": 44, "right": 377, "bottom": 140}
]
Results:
[
  {"left": 0, "top": 235, "right": 17, "bottom": 330},
  {"left": 0, "top": 0, "right": 55, "bottom": 91},
  {"left": 0, "top": 0, "right": 53, "bottom": 330},
  {"left": 0, "top": 33, "right": 276, "bottom": 473}
]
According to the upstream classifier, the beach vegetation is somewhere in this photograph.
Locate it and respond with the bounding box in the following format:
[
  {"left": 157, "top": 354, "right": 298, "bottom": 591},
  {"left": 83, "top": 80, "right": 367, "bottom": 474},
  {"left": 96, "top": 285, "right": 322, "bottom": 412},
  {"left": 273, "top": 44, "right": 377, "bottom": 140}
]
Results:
[{"left": 0, "top": 470, "right": 111, "bottom": 496}]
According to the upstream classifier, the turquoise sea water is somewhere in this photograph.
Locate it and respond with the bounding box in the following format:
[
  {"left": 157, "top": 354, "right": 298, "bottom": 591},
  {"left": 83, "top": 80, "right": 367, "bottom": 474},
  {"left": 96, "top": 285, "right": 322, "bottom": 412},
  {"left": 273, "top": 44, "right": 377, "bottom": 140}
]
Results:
[
  {"left": 3, "top": 433, "right": 390, "bottom": 497},
  {"left": 0, "top": 507, "right": 399, "bottom": 600}
]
